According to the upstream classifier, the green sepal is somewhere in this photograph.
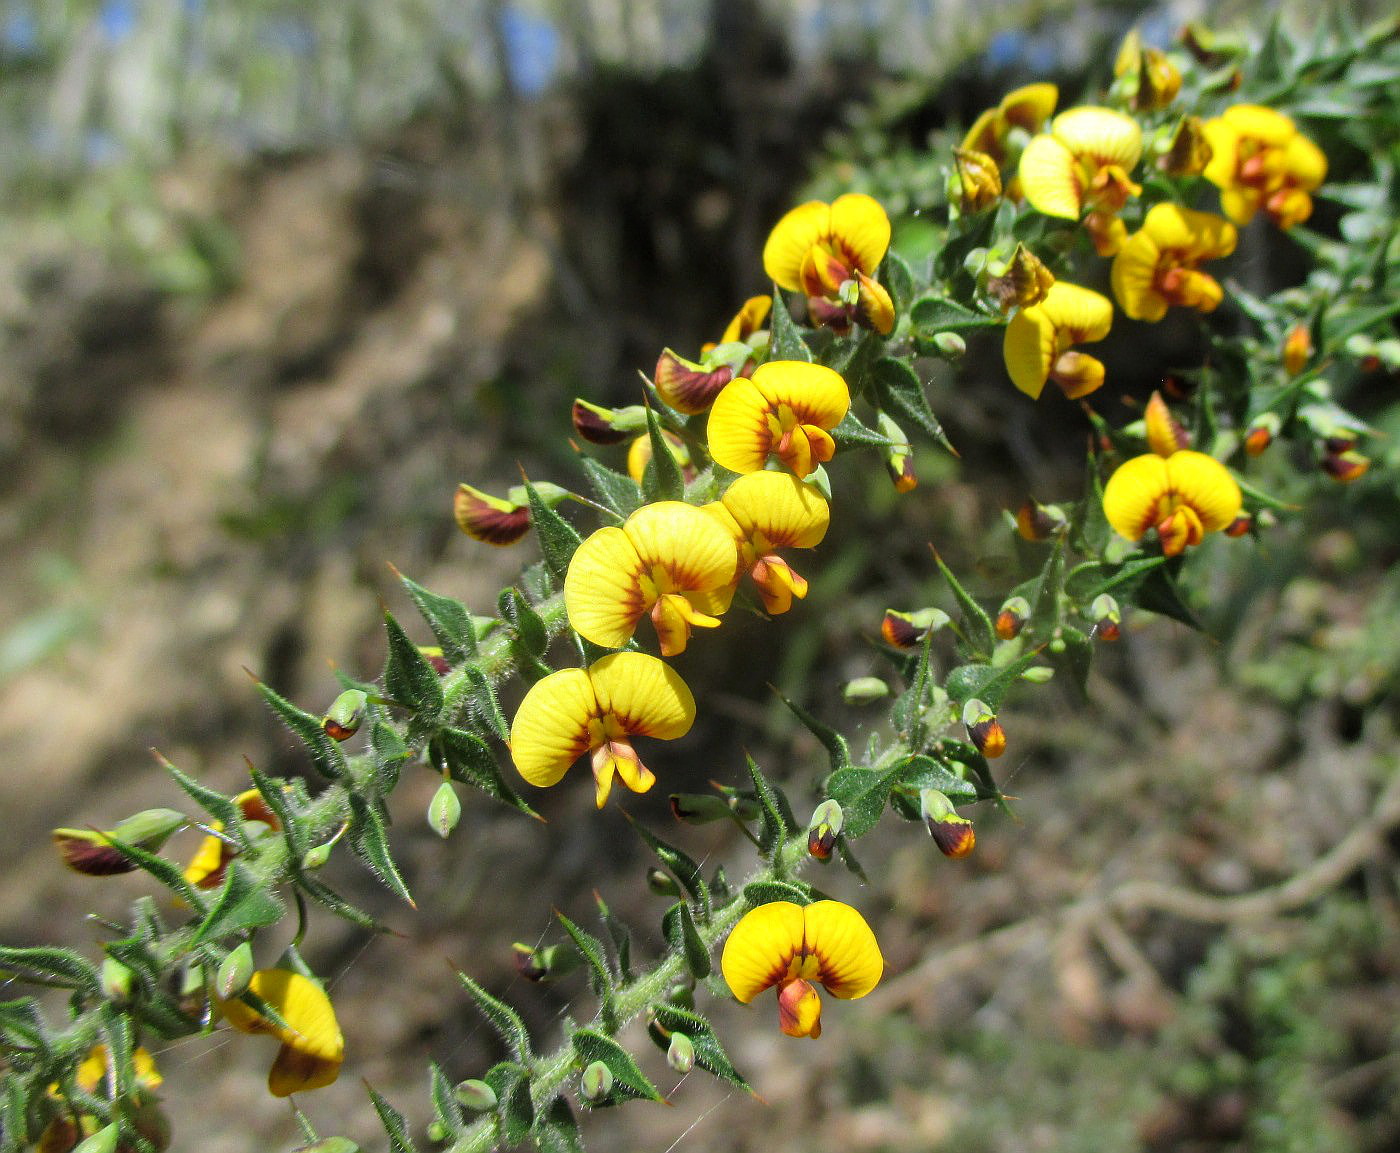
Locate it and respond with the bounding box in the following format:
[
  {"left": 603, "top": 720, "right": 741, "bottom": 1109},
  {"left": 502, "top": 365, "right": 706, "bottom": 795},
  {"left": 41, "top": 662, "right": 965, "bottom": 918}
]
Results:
[
  {"left": 498, "top": 587, "right": 549, "bottom": 661},
  {"left": 595, "top": 893, "right": 632, "bottom": 982},
  {"left": 190, "top": 859, "right": 285, "bottom": 946},
  {"left": 554, "top": 910, "right": 616, "bottom": 1006},
  {"left": 774, "top": 691, "right": 852, "bottom": 772},
  {"left": 428, "top": 1061, "right": 465, "bottom": 1142},
  {"left": 769, "top": 287, "right": 813, "bottom": 362},
  {"left": 571, "top": 1029, "right": 665, "bottom": 1104},
  {"left": 157, "top": 753, "right": 252, "bottom": 853},
  {"left": 255, "top": 679, "right": 346, "bottom": 780},
  {"left": 623, "top": 814, "right": 710, "bottom": 919},
  {"left": 532, "top": 1095, "right": 584, "bottom": 1153},
  {"left": 347, "top": 794, "right": 415, "bottom": 907},
  {"left": 661, "top": 900, "right": 711, "bottom": 979},
  {"left": 383, "top": 610, "right": 445, "bottom": 740},
  {"left": 578, "top": 457, "right": 643, "bottom": 520},
  {"left": 371, "top": 720, "right": 412, "bottom": 794},
  {"left": 871, "top": 356, "right": 956, "bottom": 454},
  {"left": 484, "top": 1061, "right": 534, "bottom": 1145},
  {"left": 746, "top": 755, "right": 798, "bottom": 858},
  {"left": 742, "top": 879, "right": 810, "bottom": 907},
  {"left": 457, "top": 973, "right": 533, "bottom": 1062},
  {"left": 460, "top": 664, "right": 511, "bottom": 742},
  {"left": 945, "top": 646, "right": 1041, "bottom": 711},
  {"left": 366, "top": 1083, "right": 420, "bottom": 1153},
  {"left": 648, "top": 1003, "right": 753, "bottom": 1092},
  {"left": 396, "top": 572, "right": 478, "bottom": 664},
  {"left": 431, "top": 727, "right": 538, "bottom": 818},
  {"left": 933, "top": 548, "right": 995, "bottom": 659},
  {"left": 641, "top": 406, "right": 684, "bottom": 502},
  {"left": 0, "top": 946, "right": 102, "bottom": 998},
  {"left": 524, "top": 479, "right": 584, "bottom": 585}
]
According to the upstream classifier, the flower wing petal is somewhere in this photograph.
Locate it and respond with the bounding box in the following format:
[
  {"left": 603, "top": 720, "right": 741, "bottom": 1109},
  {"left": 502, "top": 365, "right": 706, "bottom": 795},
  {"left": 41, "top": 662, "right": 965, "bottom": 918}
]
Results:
[
  {"left": 1111, "top": 229, "right": 1166, "bottom": 322},
  {"left": 1165, "top": 451, "right": 1242, "bottom": 533},
  {"left": 708, "top": 377, "right": 774, "bottom": 474},
  {"left": 762, "top": 201, "right": 831, "bottom": 291},
  {"left": 1003, "top": 306, "right": 1056, "bottom": 399},
  {"left": 509, "top": 668, "right": 598, "bottom": 787},
  {"left": 828, "top": 193, "right": 891, "bottom": 275},
  {"left": 588, "top": 652, "right": 695, "bottom": 740},
  {"left": 803, "top": 900, "right": 884, "bottom": 1000},
  {"left": 721, "top": 901, "right": 807, "bottom": 1003},
  {"left": 1102, "top": 454, "right": 1170, "bottom": 541},
  {"left": 1019, "top": 133, "right": 1081, "bottom": 218},
  {"left": 564, "top": 526, "right": 650, "bottom": 649}
]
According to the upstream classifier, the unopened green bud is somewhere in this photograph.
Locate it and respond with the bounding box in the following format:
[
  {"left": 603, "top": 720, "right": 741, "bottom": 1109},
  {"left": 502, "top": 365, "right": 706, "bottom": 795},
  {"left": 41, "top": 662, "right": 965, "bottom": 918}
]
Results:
[
  {"left": 931, "top": 331, "right": 967, "bottom": 360},
  {"left": 580, "top": 1060, "right": 613, "bottom": 1103},
  {"left": 72, "top": 1123, "right": 120, "bottom": 1153},
  {"left": 429, "top": 780, "right": 461, "bottom": 839},
  {"left": 505, "top": 481, "right": 570, "bottom": 508},
  {"left": 667, "top": 1032, "right": 696, "bottom": 1074},
  {"left": 321, "top": 689, "right": 368, "bottom": 742},
  {"left": 302, "top": 843, "right": 331, "bottom": 870},
  {"left": 101, "top": 956, "right": 135, "bottom": 1004},
  {"left": 807, "top": 799, "right": 844, "bottom": 861},
  {"left": 112, "top": 807, "right": 189, "bottom": 849},
  {"left": 646, "top": 867, "right": 681, "bottom": 897},
  {"left": 217, "top": 942, "right": 256, "bottom": 1000},
  {"left": 1019, "top": 665, "right": 1055, "bottom": 684},
  {"left": 668, "top": 793, "right": 733, "bottom": 823},
  {"left": 842, "top": 676, "right": 890, "bottom": 705},
  {"left": 425, "top": 1121, "right": 448, "bottom": 1143},
  {"left": 454, "top": 1079, "right": 497, "bottom": 1111}
]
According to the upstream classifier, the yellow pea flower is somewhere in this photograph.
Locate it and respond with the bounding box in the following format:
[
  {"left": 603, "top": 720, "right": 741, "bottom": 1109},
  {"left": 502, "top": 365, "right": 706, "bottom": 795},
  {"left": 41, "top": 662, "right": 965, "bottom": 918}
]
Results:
[
  {"left": 220, "top": 969, "right": 344, "bottom": 1097},
  {"left": 1019, "top": 106, "right": 1143, "bottom": 255},
  {"left": 762, "top": 193, "right": 895, "bottom": 334},
  {"left": 1111, "top": 203, "right": 1237, "bottom": 322},
  {"left": 564, "top": 501, "right": 738, "bottom": 656},
  {"left": 1103, "top": 450, "right": 1242, "bottom": 557},
  {"left": 655, "top": 295, "right": 772, "bottom": 415},
  {"left": 1202, "top": 104, "right": 1327, "bottom": 229},
  {"left": 701, "top": 470, "right": 830, "bottom": 616},
  {"left": 183, "top": 789, "right": 280, "bottom": 890},
  {"left": 721, "top": 900, "right": 884, "bottom": 1039},
  {"left": 708, "top": 360, "right": 850, "bottom": 478},
  {"left": 41, "top": 1045, "right": 167, "bottom": 1153},
  {"left": 509, "top": 652, "right": 695, "bottom": 808},
  {"left": 962, "top": 82, "right": 1059, "bottom": 199},
  {"left": 1003, "top": 281, "right": 1114, "bottom": 400}
]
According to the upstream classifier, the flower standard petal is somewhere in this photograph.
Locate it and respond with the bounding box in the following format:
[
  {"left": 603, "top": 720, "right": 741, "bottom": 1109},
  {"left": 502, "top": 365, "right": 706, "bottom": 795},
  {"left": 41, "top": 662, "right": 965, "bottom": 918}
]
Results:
[
  {"left": 750, "top": 361, "right": 851, "bottom": 432},
  {"left": 1042, "top": 281, "right": 1114, "bottom": 343},
  {"left": 801, "top": 900, "right": 884, "bottom": 1000},
  {"left": 719, "top": 295, "right": 773, "bottom": 344},
  {"left": 1165, "top": 451, "right": 1242, "bottom": 533},
  {"left": 1003, "top": 305, "right": 1058, "bottom": 398},
  {"left": 588, "top": 652, "right": 695, "bottom": 740},
  {"left": 828, "top": 193, "right": 891, "bottom": 276},
  {"left": 1000, "top": 82, "right": 1059, "bottom": 133},
  {"left": 565, "top": 526, "right": 651, "bottom": 650},
  {"left": 1019, "top": 133, "right": 1081, "bottom": 218},
  {"left": 509, "top": 668, "right": 600, "bottom": 788},
  {"left": 763, "top": 201, "right": 833, "bottom": 291},
  {"left": 1052, "top": 106, "right": 1143, "bottom": 171},
  {"left": 221, "top": 969, "right": 344, "bottom": 1097},
  {"left": 721, "top": 471, "right": 831, "bottom": 551},
  {"left": 624, "top": 501, "right": 739, "bottom": 598},
  {"left": 721, "top": 901, "right": 808, "bottom": 1003},
  {"left": 1102, "top": 454, "right": 1171, "bottom": 541},
  {"left": 1111, "top": 229, "right": 1167, "bottom": 322}
]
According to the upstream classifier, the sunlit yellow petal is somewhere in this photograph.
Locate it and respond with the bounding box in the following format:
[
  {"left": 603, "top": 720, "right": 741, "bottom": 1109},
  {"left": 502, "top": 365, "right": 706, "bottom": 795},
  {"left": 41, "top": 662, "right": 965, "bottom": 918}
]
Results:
[
  {"left": 1219, "top": 187, "right": 1258, "bottom": 226},
  {"left": 1110, "top": 229, "right": 1166, "bottom": 322},
  {"left": 1165, "top": 451, "right": 1242, "bottom": 533},
  {"left": 509, "top": 668, "right": 599, "bottom": 787},
  {"left": 1223, "top": 103, "right": 1295, "bottom": 145},
  {"left": 721, "top": 471, "right": 830, "bottom": 550},
  {"left": 624, "top": 501, "right": 739, "bottom": 593},
  {"left": 749, "top": 361, "right": 850, "bottom": 431},
  {"left": 1142, "top": 203, "right": 1237, "bottom": 261},
  {"left": 721, "top": 901, "right": 807, "bottom": 1003},
  {"left": 588, "top": 652, "right": 695, "bottom": 740},
  {"left": 1001, "top": 82, "right": 1059, "bottom": 132},
  {"left": 183, "top": 829, "right": 230, "bottom": 889},
  {"left": 1019, "top": 133, "right": 1081, "bottom": 218},
  {"left": 1201, "top": 117, "right": 1241, "bottom": 190},
  {"left": 564, "top": 526, "right": 649, "bottom": 649},
  {"left": 222, "top": 969, "right": 344, "bottom": 1097},
  {"left": 708, "top": 377, "right": 775, "bottom": 474},
  {"left": 763, "top": 201, "right": 832, "bottom": 291},
  {"left": 828, "top": 193, "right": 891, "bottom": 276},
  {"left": 1003, "top": 305, "right": 1056, "bottom": 399},
  {"left": 802, "top": 900, "right": 884, "bottom": 1000},
  {"left": 1052, "top": 106, "right": 1143, "bottom": 170},
  {"left": 720, "top": 295, "right": 773, "bottom": 344},
  {"left": 1284, "top": 131, "right": 1327, "bottom": 190},
  {"left": 1103, "top": 453, "right": 1170, "bottom": 541},
  {"left": 961, "top": 106, "right": 1003, "bottom": 159},
  {"left": 1041, "top": 281, "right": 1114, "bottom": 343}
]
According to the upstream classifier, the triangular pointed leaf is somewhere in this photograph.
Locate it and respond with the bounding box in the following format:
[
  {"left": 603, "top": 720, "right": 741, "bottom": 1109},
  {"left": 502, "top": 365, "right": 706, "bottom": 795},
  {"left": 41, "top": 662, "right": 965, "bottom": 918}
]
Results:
[
  {"left": 775, "top": 690, "right": 851, "bottom": 772},
  {"left": 397, "top": 573, "right": 478, "bottom": 663},
  {"left": 433, "top": 727, "right": 538, "bottom": 818},
  {"left": 498, "top": 588, "right": 548, "bottom": 661},
  {"left": 383, "top": 610, "right": 445, "bottom": 735},
  {"left": 746, "top": 756, "right": 797, "bottom": 858},
  {"left": 457, "top": 974, "right": 533, "bottom": 1062},
  {"left": 932, "top": 548, "right": 995, "bottom": 658},
  {"left": 0, "top": 947, "right": 101, "bottom": 998},
  {"left": 533, "top": 1095, "right": 584, "bottom": 1153},
  {"left": 571, "top": 1028, "right": 665, "bottom": 1104},
  {"left": 579, "top": 457, "right": 643, "bottom": 520},
  {"left": 347, "top": 794, "right": 415, "bottom": 907},
  {"left": 484, "top": 1060, "right": 534, "bottom": 1145},
  {"left": 190, "top": 859, "right": 285, "bottom": 945},
  {"left": 366, "top": 1084, "right": 420, "bottom": 1153},
  {"left": 371, "top": 720, "right": 412, "bottom": 795},
  {"left": 624, "top": 816, "right": 709, "bottom": 918},
  {"left": 158, "top": 754, "right": 250, "bottom": 850},
  {"left": 460, "top": 665, "right": 511, "bottom": 742},
  {"left": 429, "top": 1062, "right": 465, "bottom": 1142},
  {"left": 648, "top": 1003, "right": 752, "bottom": 1093},
  {"left": 595, "top": 893, "right": 632, "bottom": 982},
  {"left": 871, "top": 356, "right": 956, "bottom": 454},
  {"left": 255, "top": 680, "right": 346, "bottom": 780},
  {"left": 524, "top": 480, "right": 584, "bottom": 585},
  {"left": 555, "top": 910, "right": 615, "bottom": 1002},
  {"left": 641, "top": 406, "right": 684, "bottom": 502},
  {"left": 769, "top": 288, "right": 813, "bottom": 362}
]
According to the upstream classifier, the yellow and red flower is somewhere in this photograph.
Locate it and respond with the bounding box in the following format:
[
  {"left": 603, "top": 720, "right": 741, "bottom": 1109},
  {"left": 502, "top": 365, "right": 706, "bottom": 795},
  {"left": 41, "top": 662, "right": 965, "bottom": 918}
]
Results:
[
  {"left": 1003, "top": 281, "right": 1114, "bottom": 400},
  {"left": 564, "top": 501, "right": 738, "bottom": 656},
  {"left": 1112, "top": 203, "right": 1237, "bottom": 322},
  {"left": 762, "top": 194, "right": 895, "bottom": 334},
  {"left": 454, "top": 484, "right": 531, "bottom": 546},
  {"left": 721, "top": 900, "right": 884, "bottom": 1038},
  {"left": 702, "top": 470, "right": 831, "bottom": 615},
  {"left": 962, "top": 82, "right": 1059, "bottom": 199},
  {"left": 1019, "top": 106, "right": 1144, "bottom": 254},
  {"left": 183, "top": 789, "right": 280, "bottom": 890},
  {"left": 1103, "top": 450, "right": 1242, "bottom": 557},
  {"left": 220, "top": 969, "right": 344, "bottom": 1097},
  {"left": 1202, "top": 104, "right": 1327, "bottom": 229},
  {"left": 655, "top": 296, "right": 772, "bottom": 415},
  {"left": 707, "top": 360, "right": 849, "bottom": 478},
  {"left": 509, "top": 652, "right": 695, "bottom": 808}
]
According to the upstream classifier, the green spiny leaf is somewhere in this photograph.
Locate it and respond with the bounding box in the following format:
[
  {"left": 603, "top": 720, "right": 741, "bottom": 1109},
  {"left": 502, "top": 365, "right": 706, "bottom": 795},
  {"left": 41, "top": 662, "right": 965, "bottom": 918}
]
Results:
[
  {"left": 484, "top": 1061, "right": 533, "bottom": 1145},
  {"left": 532, "top": 1095, "right": 584, "bottom": 1153},
  {"left": 0, "top": 946, "right": 101, "bottom": 998},
  {"left": 910, "top": 294, "right": 1001, "bottom": 337},
  {"left": 190, "top": 859, "right": 285, "bottom": 946},
  {"left": 498, "top": 587, "right": 549, "bottom": 661},
  {"left": 624, "top": 816, "right": 710, "bottom": 918},
  {"left": 157, "top": 754, "right": 250, "bottom": 851},
  {"left": 97, "top": 834, "right": 210, "bottom": 914},
  {"left": 945, "top": 646, "right": 1041, "bottom": 711},
  {"left": 524, "top": 480, "right": 584, "bottom": 585},
  {"left": 396, "top": 572, "right": 478, "bottom": 663},
  {"left": 347, "top": 794, "right": 415, "bottom": 908},
  {"left": 671, "top": 900, "right": 711, "bottom": 979},
  {"left": 648, "top": 1003, "right": 752, "bottom": 1092},
  {"left": 595, "top": 893, "right": 632, "bottom": 982},
  {"left": 428, "top": 1062, "right": 465, "bottom": 1142},
  {"left": 769, "top": 287, "right": 813, "bottom": 362},
  {"left": 292, "top": 871, "right": 382, "bottom": 931},
  {"left": 571, "top": 1028, "right": 665, "bottom": 1104},
  {"left": 746, "top": 755, "right": 797, "bottom": 858},
  {"left": 824, "top": 766, "right": 897, "bottom": 838},
  {"left": 255, "top": 679, "right": 346, "bottom": 780},
  {"left": 742, "top": 880, "right": 810, "bottom": 907},
  {"left": 366, "top": 1084, "right": 420, "bottom": 1153},
  {"left": 933, "top": 548, "right": 996, "bottom": 658},
  {"left": 830, "top": 409, "right": 898, "bottom": 450},
  {"left": 460, "top": 665, "right": 510, "bottom": 742},
  {"left": 642, "top": 406, "right": 684, "bottom": 502},
  {"left": 1027, "top": 531, "right": 1067, "bottom": 634},
  {"left": 891, "top": 754, "right": 981, "bottom": 801},
  {"left": 579, "top": 457, "right": 643, "bottom": 520},
  {"left": 383, "top": 610, "right": 445, "bottom": 738},
  {"left": 432, "top": 727, "right": 538, "bottom": 818},
  {"left": 0, "top": 997, "right": 47, "bottom": 1050},
  {"left": 457, "top": 974, "right": 532, "bottom": 1062},
  {"left": 871, "top": 356, "right": 956, "bottom": 454},
  {"left": 881, "top": 249, "right": 915, "bottom": 316},
  {"left": 371, "top": 720, "right": 412, "bottom": 794},
  {"left": 555, "top": 910, "right": 616, "bottom": 1003},
  {"left": 774, "top": 690, "right": 851, "bottom": 772}
]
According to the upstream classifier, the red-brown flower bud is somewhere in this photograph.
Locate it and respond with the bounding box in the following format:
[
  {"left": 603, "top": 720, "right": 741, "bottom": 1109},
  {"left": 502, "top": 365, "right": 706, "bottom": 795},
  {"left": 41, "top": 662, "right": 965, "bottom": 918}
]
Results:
[
  {"left": 962, "top": 698, "right": 1006, "bottom": 759},
  {"left": 995, "top": 596, "right": 1030, "bottom": 640}
]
